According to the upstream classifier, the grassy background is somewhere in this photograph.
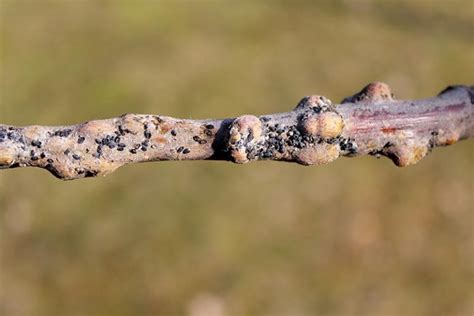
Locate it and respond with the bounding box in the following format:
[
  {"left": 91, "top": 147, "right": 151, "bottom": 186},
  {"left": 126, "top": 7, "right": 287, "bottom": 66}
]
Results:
[{"left": 1, "top": 1, "right": 473, "bottom": 315}]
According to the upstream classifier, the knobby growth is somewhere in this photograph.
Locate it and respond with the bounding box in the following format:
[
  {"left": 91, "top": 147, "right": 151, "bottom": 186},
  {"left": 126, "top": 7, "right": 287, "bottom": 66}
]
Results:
[{"left": 0, "top": 82, "right": 472, "bottom": 180}]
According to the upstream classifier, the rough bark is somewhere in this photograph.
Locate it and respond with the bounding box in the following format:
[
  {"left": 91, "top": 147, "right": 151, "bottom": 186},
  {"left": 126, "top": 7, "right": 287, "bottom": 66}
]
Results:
[{"left": 0, "top": 82, "right": 472, "bottom": 180}]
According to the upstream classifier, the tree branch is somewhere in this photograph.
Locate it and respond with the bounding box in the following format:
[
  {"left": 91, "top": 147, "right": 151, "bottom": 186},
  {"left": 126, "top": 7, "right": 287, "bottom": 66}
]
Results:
[{"left": 1, "top": 82, "right": 472, "bottom": 180}]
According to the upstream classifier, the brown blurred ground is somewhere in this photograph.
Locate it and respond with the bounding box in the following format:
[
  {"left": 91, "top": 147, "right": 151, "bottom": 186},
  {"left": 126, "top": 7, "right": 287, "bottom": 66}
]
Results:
[{"left": 0, "top": 1, "right": 473, "bottom": 315}]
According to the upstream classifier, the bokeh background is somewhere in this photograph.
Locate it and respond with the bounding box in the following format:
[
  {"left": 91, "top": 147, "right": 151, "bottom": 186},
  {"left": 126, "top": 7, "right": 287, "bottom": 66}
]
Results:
[{"left": 1, "top": 1, "right": 473, "bottom": 315}]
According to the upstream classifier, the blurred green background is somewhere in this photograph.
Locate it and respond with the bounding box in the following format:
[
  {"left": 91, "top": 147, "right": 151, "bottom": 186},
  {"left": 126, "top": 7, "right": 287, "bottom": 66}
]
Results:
[{"left": 1, "top": 1, "right": 473, "bottom": 315}]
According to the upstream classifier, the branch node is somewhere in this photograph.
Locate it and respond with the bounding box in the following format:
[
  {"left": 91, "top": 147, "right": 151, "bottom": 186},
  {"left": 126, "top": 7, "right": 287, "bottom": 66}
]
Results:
[
  {"left": 376, "top": 141, "right": 430, "bottom": 167},
  {"left": 438, "top": 85, "right": 474, "bottom": 104},
  {"left": 342, "top": 82, "right": 394, "bottom": 104},
  {"left": 228, "top": 115, "right": 263, "bottom": 164},
  {"left": 298, "top": 111, "right": 344, "bottom": 139},
  {"left": 295, "top": 143, "right": 340, "bottom": 166},
  {"left": 294, "top": 95, "right": 333, "bottom": 111}
]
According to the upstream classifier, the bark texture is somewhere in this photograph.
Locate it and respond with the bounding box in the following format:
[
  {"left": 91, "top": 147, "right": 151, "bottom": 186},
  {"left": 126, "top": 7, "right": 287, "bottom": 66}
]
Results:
[{"left": 0, "top": 82, "right": 472, "bottom": 180}]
